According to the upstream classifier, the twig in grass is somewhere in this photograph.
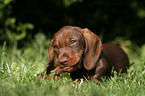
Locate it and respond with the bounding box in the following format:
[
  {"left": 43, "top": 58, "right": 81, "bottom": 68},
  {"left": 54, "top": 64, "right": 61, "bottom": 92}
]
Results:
[{"left": 51, "top": 66, "right": 59, "bottom": 72}]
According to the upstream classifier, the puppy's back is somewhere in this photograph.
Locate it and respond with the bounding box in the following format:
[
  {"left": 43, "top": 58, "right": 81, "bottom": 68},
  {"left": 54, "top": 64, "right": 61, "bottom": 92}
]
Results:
[{"left": 103, "top": 43, "right": 129, "bottom": 73}]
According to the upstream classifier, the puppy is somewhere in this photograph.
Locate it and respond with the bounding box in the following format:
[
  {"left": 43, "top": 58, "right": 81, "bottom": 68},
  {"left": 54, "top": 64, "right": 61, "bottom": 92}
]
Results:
[{"left": 45, "top": 26, "right": 129, "bottom": 81}]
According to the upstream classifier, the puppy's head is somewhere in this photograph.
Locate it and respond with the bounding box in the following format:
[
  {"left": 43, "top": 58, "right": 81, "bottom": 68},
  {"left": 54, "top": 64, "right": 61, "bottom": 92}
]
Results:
[
  {"left": 48, "top": 26, "right": 102, "bottom": 73},
  {"left": 49, "top": 26, "right": 85, "bottom": 72}
]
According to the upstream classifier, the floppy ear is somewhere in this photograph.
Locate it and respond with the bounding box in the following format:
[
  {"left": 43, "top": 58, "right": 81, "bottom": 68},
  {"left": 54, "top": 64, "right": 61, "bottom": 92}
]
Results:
[
  {"left": 81, "top": 28, "right": 103, "bottom": 71},
  {"left": 45, "top": 40, "right": 58, "bottom": 74}
]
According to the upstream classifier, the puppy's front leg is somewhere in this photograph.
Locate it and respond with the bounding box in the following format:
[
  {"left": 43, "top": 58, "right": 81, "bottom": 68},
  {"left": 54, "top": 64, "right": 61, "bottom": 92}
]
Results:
[{"left": 93, "top": 54, "right": 111, "bottom": 81}]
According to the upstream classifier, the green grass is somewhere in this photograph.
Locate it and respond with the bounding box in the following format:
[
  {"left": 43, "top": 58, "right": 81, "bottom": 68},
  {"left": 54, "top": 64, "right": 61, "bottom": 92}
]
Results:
[{"left": 0, "top": 33, "right": 145, "bottom": 96}]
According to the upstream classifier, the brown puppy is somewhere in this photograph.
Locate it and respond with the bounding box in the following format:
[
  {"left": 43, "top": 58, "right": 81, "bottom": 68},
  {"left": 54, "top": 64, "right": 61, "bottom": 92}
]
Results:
[{"left": 45, "top": 26, "right": 129, "bottom": 81}]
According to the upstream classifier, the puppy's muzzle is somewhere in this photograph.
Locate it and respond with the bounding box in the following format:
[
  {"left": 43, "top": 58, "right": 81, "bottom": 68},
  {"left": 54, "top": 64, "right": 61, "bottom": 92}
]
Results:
[{"left": 59, "top": 57, "right": 68, "bottom": 65}]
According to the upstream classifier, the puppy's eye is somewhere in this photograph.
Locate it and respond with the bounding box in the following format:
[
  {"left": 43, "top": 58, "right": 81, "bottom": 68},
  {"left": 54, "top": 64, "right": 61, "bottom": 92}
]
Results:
[
  {"left": 70, "top": 40, "right": 77, "bottom": 44},
  {"left": 53, "top": 45, "right": 58, "bottom": 49}
]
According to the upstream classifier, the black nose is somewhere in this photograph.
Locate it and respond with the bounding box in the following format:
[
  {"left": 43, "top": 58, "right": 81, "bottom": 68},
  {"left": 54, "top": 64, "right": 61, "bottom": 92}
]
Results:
[{"left": 59, "top": 57, "right": 68, "bottom": 65}]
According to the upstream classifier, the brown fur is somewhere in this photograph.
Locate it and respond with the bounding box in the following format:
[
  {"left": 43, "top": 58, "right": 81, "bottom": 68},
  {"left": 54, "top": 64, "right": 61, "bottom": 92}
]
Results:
[{"left": 45, "top": 26, "right": 129, "bottom": 81}]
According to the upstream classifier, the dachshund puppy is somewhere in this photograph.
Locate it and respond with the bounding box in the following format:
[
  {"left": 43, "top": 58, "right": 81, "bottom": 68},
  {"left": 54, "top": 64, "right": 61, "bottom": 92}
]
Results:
[{"left": 45, "top": 26, "right": 129, "bottom": 81}]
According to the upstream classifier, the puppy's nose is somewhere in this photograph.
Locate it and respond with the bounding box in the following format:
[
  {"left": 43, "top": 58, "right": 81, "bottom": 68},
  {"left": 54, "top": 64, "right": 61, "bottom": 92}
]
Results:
[{"left": 59, "top": 57, "right": 68, "bottom": 65}]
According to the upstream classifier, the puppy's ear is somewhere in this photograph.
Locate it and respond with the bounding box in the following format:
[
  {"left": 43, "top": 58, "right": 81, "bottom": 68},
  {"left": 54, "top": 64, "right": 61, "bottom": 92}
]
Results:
[
  {"left": 81, "top": 28, "right": 103, "bottom": 71},
  {"left": 45, "top": 40, "right": 57, "bottom": 74}
]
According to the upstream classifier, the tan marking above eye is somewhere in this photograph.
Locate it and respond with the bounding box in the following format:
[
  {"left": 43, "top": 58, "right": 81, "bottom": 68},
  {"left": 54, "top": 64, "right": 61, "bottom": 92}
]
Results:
[
  {"left": 66, "top": 37, "right": 70, "bottom": 43},
  {"left": 55, "top": 41, "right": 59, "bottom": 45},
  {"left": 53, "top": 41, "right": 59, "bottom": 48}
]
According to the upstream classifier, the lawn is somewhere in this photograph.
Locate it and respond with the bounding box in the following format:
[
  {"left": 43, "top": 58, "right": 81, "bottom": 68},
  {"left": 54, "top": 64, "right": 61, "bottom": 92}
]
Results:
[{"left": 0, "top": 33, "right": 145, "bottom": 96}]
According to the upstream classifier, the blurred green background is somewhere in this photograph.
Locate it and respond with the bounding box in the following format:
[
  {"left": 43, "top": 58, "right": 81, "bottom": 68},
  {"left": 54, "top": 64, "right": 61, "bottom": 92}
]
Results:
[{"left": 0, "top": 0, "right": 145, "bottom": 46}]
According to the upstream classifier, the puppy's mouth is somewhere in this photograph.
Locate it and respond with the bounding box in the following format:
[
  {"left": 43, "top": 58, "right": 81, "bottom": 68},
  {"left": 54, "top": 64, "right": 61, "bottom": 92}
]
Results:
[
  {"left": 63, "top": 66, "right": 71, "bottom": 70},
  {"left": 62, "top": 65, "right": 78, "bottom": 72},
  {"left": 59, "top": 61, "right": 80, "bottom": 72},
  {"left": 63, "top": 66, "right": 71, "bottom": 71}
]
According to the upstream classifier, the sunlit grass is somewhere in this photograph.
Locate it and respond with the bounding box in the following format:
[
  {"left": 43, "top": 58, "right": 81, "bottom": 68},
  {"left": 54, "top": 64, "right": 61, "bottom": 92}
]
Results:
[{"left": 0, "top": 33, "right": 145, "bottom": 96}]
